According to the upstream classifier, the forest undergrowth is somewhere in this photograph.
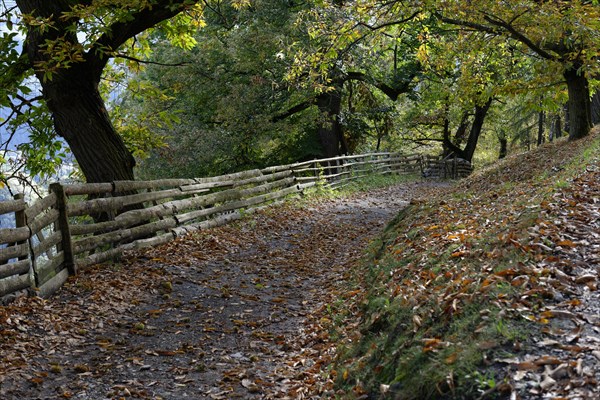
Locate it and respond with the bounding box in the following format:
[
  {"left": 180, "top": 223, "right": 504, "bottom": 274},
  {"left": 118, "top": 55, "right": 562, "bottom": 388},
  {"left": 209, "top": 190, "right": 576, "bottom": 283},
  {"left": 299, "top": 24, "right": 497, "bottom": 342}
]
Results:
[{"left": 333, "top": 129, "right": 600, "bottom": 399}]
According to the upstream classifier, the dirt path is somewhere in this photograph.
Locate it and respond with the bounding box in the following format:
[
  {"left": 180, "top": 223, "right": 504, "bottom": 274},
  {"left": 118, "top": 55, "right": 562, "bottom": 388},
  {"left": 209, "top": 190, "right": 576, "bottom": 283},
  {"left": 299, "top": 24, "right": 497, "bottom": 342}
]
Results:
[{"left": 0, "top": 183, "right": 429, "bottom": 399}]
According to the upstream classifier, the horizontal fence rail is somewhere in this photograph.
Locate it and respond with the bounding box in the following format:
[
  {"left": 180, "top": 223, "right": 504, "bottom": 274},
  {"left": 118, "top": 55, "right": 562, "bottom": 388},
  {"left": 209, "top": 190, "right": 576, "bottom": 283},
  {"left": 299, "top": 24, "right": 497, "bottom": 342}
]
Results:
[{"left": 0, "top": 152, "right": 471, "bottom": 303}]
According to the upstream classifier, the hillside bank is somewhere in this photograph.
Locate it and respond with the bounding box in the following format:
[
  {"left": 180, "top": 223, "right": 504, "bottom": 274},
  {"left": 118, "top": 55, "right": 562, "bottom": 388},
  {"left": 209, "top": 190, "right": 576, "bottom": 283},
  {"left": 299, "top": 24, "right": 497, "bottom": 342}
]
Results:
[{"left": 332, "top": 130, "right": 600, "bottom": 399}]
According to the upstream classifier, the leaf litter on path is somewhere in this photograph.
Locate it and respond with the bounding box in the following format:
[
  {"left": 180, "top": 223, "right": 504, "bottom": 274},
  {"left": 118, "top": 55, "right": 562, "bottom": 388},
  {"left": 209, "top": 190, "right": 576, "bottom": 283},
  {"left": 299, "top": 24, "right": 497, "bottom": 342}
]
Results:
[{"left": 0, "top": 182, "right": 429, "bottom": 399}]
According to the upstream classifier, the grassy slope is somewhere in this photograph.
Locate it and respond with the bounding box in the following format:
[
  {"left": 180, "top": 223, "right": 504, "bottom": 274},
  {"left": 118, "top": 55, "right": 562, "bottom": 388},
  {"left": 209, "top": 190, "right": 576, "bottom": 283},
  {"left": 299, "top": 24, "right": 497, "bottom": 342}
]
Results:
[{"left": 332, "top": 130, "right": 600, "bottom": 399}]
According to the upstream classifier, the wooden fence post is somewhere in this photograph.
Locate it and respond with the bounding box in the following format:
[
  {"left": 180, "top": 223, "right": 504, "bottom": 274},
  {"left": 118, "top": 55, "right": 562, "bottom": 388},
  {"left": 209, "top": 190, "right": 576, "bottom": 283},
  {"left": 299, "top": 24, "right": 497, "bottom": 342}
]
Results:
[
  {"left": 14, "top": 193, "right": 35, "bottom": 292},
  {"left": 444, "top": 158, "right": 448, "bottom": 179},
  {"left": 452, "top": 155, "right": 457, "bottom": 179},
  {"left": 49, "top": 183, "right": 76, "bottom": 276},
  {"left": 12, "top": 194, "right": 27, "bottom": 261}
]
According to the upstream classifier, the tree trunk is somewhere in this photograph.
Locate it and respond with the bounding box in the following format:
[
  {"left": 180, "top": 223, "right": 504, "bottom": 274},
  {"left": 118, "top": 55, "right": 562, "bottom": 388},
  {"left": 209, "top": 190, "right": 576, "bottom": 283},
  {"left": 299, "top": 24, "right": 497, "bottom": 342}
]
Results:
[
  {"left": 444, "top": 99, "right": 492, "bottom": 162},
  {"left": 549, "top": 113, "right": 560, "bottom": 142},
  {"left": 498, "top": 135, "right": 507, "bottom": 159},
  {"left": 591, "top": 91, "right": 600, "bottom": 125},
  {"left": 564, "top": 66, "right": 592, "bottom": 140},
  {"left": 18, "top": 0, "right": 136, "bottom": 183},
  {"left": 537, "top": 111, "right": 545, "bottom": 146},
  {"left": 316, "top": 91, "right": 344, "bottom": 158},
  {"left": 563, "top": 103, "right": 569, "bottom": 136},
  {"left": 554, "top": 113, "right": 563, "bottom": 140},
  {"left": 453, "top": 113, "right": 470, "bottom": 148},
  {"left": 42, "top": 69, "right": 136, "bottom": 183},
  {"left": 442, "top": 111, "right": 469, "bottom": 158},
  {"left": 462, "top": 98, "right": 493, "bottom": 162}
]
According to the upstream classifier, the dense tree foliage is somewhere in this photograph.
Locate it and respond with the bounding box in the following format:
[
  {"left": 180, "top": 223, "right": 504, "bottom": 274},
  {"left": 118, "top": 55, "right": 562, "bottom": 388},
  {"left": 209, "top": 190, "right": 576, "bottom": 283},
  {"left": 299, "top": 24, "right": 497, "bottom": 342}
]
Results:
[
  {"left": 1, "top": 0, "right": 204, "bottom": 183},
  {"left": 1, "top": 0, "right": 598, "bottom": 183},
  {"left": 426, "top": 0, "right": 600, "bottom": 140},
  {"left": 121, "top": 0, "right": 323, "bottom": 178},
  {"left": 124, "top": 0, "right": 421, "bottom": 178},
  {"left": 312, "top": 0, "right": 600, "bottom": 160}
]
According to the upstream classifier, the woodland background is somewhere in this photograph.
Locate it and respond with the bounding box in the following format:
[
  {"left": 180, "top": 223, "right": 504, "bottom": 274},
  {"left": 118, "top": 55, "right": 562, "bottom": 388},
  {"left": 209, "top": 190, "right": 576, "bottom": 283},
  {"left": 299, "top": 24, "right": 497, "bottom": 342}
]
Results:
[{"left": 0, "top": 0, "right": 599, "bottom": 194}]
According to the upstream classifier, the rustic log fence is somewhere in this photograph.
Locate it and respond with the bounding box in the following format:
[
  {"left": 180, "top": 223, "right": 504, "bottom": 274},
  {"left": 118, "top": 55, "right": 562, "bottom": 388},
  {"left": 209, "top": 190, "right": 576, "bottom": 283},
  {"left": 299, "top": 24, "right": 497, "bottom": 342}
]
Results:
[
  {"left": 0, "top": 152, "right": 471, "bottom": 303},
  {"left": 421, "top": 154, "right": 474, "bottom": 179}
]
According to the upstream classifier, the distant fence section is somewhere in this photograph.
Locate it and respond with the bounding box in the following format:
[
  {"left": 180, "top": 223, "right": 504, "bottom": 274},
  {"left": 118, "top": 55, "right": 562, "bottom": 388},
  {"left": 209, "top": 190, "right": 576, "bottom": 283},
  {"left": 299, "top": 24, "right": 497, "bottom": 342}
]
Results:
[{"left": 0, "top": 152, "right": 471, "bottom": 303}]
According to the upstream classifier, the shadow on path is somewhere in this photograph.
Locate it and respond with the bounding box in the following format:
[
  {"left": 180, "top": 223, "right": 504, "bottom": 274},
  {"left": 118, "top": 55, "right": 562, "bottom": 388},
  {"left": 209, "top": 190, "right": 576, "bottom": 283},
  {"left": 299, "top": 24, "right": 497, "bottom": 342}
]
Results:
[{"left": 0, "top": 183, "right": 438, "bottom": 399}]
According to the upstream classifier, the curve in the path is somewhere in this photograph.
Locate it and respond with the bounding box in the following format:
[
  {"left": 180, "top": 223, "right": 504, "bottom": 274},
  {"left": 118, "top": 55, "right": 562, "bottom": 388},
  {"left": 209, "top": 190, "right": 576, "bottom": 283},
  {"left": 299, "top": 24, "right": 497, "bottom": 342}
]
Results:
[{"left": 0, "top": 183, "right": 427, "bottom": 400}]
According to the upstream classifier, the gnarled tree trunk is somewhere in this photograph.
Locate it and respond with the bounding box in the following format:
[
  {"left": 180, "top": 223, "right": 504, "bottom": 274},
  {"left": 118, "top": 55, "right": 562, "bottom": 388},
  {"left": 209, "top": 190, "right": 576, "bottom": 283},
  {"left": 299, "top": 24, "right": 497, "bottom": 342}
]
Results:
[
  {"left": 462, "top": 98, "right": 493, "bottom": 162},
  {"left": 43, "top": 66, "right": 136, "bottom": 183},
  {"left": 16, "top": 0, "right": 192, "bottom": 183},
  {"left": 444, "top": 98, "right": 493, "bottom": 163}
]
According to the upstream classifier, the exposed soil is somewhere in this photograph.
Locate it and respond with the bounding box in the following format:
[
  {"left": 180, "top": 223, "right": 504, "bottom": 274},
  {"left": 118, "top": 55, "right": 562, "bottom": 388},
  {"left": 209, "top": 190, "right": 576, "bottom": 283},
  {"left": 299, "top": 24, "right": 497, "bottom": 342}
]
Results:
[{"left": 0, "top": 182, "right": 433, "bottom": 400}]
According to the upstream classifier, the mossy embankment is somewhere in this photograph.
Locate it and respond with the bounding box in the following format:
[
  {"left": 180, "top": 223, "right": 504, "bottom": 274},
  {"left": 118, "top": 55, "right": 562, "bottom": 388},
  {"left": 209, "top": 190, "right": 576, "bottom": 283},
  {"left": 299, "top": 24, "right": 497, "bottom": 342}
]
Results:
[{"left": 332, "top": 130, "right": 600, "bottom": 399}]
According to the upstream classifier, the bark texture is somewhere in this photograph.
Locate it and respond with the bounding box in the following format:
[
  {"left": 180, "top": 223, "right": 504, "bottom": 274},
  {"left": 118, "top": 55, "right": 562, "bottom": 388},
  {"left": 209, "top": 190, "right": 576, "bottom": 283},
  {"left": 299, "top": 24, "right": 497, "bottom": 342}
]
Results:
[
  {"left": 498, "top": 137, "right": 507, "bottom": 159},
  {"left": 591, "top": 92, "right": 600, "bottom": 125},
  {"left": 45, "top": 66, "right": 136, "bottom": 182},
  {"left": 316, "top": 91, "right": 346, "bottom": 159}
]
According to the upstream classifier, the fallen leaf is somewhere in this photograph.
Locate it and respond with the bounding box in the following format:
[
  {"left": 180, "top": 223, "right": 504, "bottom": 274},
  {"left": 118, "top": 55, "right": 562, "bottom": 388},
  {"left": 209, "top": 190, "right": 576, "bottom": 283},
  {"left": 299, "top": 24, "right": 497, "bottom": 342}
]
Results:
[{"left": 556, "top": 240, "right": 577, "bottom": 248}]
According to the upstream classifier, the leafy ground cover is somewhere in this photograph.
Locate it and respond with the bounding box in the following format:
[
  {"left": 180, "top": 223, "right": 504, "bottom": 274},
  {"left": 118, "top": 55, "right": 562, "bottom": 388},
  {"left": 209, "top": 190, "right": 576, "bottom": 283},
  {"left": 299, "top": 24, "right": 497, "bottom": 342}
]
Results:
[
  {"left": 0, "top": 178, "right": 427, "bottom": 399},
  {"left": 1, "top": 134, "right": 599, "bottom": 400},
  {"left": 332, "top": 129, "right": 600, "bottom": 399}
]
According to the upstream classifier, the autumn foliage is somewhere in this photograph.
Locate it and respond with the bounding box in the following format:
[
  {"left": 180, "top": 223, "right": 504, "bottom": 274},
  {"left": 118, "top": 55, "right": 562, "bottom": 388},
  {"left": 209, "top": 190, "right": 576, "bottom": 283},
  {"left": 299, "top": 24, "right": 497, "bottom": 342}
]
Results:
[
  {"left": 0, "top": 132, "right": 599, "bottom": 399},
  {"left": 333, "top": 130, "right": 600, "bottom": 399}
]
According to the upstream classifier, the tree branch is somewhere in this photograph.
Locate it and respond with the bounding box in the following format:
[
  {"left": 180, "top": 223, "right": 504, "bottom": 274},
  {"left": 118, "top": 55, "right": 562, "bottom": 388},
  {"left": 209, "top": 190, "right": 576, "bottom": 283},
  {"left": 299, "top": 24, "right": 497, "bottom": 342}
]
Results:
[
  {"left": 480, "top": 14, "right": 557, "bottom": 60},
  {"left": 88, "top": 0, "right": 200, "bottom": 73},
  {"left": 0, "top": 52, "right": 32, "bottom": 93},
  {"left": 443, "top": 135, "right": 463, "bottom": 157},
  {"left": 345, "top": 69, "right": 417, "bottom": 101},
  {"left": 357, "top": 11, "right": 421, "bottom": 31},
  {"left": 114, "top": 53, "right": 190, "bottom": 67},
  {"left": 0, "top": 4, "right": 18, "bottom": 19},
  {"left": 435, "top": 13, "right": 498, "bottom": 35},
  {"left": 437, "top": 11, "right": 559, "bottom": 61},
  {"left": 13, "top": 93, "right": 44, "bottom": 106},
  {"left": 271, "top": 99, "right": 317, "bottom": 122}
]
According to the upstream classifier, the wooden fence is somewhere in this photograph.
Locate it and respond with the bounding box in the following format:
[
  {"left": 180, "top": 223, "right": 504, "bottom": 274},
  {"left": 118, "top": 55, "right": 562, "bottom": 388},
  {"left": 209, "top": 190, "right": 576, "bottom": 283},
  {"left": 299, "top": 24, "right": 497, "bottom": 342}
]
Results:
[
  {"left": 421, "top": 154, "right": 474, "bottom": 179},
  {"left": 0, "top": 152, "right": 471, "bottom": 303}
]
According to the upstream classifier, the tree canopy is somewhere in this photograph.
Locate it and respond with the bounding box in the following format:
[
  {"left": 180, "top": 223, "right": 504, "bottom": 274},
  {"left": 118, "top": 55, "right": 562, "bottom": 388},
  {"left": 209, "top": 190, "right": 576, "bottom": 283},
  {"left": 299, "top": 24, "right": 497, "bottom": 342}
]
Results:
[
  {"left": 429, "top": 0, "right": 600, "bottom": 139},
  {"left": 1, "top": 0, "right": 599, "bottom": 184},
  {"left": 1, "top": 0, "right": 204, "bottom": 183}
]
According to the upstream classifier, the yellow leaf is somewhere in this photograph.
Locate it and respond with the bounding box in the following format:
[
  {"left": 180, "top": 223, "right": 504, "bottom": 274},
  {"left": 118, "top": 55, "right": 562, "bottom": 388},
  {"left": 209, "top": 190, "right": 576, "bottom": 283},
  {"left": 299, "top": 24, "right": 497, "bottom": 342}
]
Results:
[
  {"left": 445, "top": 352, "right": 458, "bottom": 364},
  {"left": 557, "top": 240, "right": 577, "bottom": 248},
  {"left": 413, "top": 315, "right": 422, "bottom": 328}
]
